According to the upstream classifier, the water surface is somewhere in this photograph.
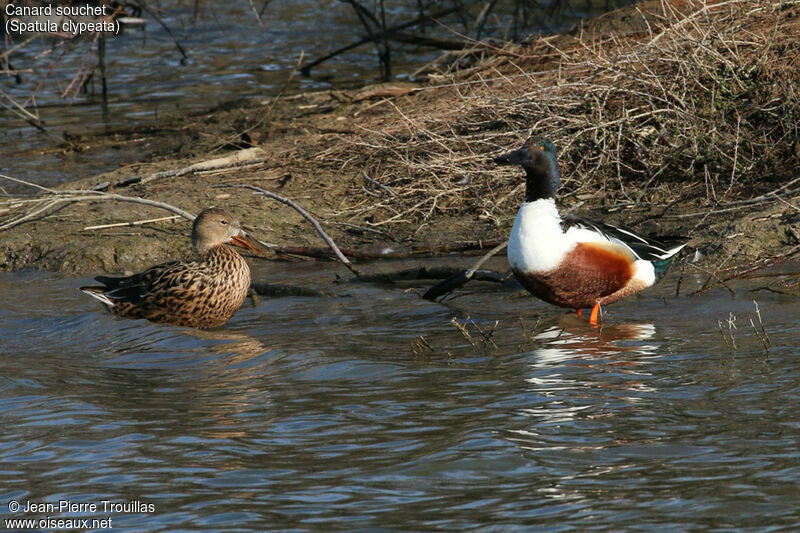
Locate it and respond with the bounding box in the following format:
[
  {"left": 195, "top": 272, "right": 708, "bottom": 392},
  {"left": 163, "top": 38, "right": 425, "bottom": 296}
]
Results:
[{"left": 2, "top": 260, "right": 799, "bottom": 530}]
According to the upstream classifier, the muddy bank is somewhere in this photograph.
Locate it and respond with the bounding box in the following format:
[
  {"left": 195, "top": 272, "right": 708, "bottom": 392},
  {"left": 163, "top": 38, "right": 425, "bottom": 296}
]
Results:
[{"left": 1, "top": 0, "right": 799, "bottom": 275}]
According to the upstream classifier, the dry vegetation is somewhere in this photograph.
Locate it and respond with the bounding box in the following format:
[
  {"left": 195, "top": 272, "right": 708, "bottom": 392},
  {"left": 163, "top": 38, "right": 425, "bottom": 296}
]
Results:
[{"left": 320, "top": 0, "right": 799, "bottom": 236}]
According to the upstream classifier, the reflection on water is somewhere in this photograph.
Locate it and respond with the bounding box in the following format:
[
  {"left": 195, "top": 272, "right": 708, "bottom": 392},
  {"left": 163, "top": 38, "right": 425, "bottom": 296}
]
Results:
[
  {"left": 514, "top": 319, "right": 659, "bottom": 451},
  {"left": 2, "top": 261, "right": 800, "bottom": 530}
]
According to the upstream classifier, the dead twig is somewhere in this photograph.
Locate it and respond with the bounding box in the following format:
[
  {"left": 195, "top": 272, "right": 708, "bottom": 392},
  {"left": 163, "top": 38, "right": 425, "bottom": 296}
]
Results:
[
  {"left": 216, "top": 183, "right": 364, "bottom": 277},
  {"left": 718, "top": 312, "right": 737, "bottom": 353},
  {"left": 0, "top": 88, "right": 46, "bottom": 131},
  {"left": 82, "top": 215, "right": 182, "bottom": 231},
  {"left": 93, "top": 148, "right": 270, "bottom": 191},
  {"left": 749, "top": 299, "right": 771, "bottom": 352},
  {"left": 451, "top": 314, "right": 499, "bottom": 349},
  {"left": 0, "top": 173, "right": 196, "bottom": 232}
]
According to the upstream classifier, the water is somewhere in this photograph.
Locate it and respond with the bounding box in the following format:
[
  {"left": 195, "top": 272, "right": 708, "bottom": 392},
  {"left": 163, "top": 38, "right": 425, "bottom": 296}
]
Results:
[{"left": 2, "top": 260, "right": 800, "bottom": 530}]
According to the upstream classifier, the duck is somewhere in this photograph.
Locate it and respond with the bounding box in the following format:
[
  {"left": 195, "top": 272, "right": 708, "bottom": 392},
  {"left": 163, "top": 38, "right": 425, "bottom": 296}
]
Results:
[
  {"left": 81, "top": 207, "right": 267, "bottom": 329},
  {"left": 494, "top": 137, "right": 687, "bottom": 324}
]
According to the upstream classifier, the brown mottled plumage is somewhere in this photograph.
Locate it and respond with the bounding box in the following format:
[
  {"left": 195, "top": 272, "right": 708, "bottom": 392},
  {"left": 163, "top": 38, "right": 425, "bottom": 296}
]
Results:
[{"left": 81, "top": 207, "right": 267, "bottom": 329}]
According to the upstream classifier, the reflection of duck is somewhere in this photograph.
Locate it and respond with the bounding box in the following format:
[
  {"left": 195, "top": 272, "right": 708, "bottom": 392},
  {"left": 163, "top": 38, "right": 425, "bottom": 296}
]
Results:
[
  {"left": 187, "top": 327, "right": 273, "bottom": 364},
  {"left": 494, "top": 138, "right": 687, "bottom": 325},
  {"left": 81, "top": 207, "right": 268, "bottom": 329},
  {"left": 531, "top": 315, "right": 658, "bottom": 364},
  {"left": 509, "top": 314, "right": 659, "bottom": 452},
  {"left": 75, "top": 329, "right": 275, "bottom": 440}
]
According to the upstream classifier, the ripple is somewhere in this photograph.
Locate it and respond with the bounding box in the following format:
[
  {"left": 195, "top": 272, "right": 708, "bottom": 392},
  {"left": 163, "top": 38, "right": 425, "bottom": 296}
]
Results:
[{"left": 1, "top": 270, "right": 800, "bottom": 530}]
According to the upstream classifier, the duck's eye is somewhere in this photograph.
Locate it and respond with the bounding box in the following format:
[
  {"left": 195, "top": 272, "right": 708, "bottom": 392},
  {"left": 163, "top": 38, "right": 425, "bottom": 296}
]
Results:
[
  {"left": 220, "top": 220, "right": 228, "bottom": 225},
  {"left": 539, "top": 145, "right": 545, "bottom": 151}
]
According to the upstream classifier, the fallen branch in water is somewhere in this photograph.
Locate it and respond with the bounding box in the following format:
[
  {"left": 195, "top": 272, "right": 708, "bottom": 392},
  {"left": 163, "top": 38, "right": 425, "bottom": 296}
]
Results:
[
  {"left": 0, "top": 88, "right": 46, "bottom": 131},
  {"left": 269, "top": 239, "right": 505, "bottom": 262},
  {"left": 136, "top": 1, "right": 189, "bottom": 60},
  {"left": 250, "top": 282, "right": 338, "bottom": 298},
  {"left": 216, "top": 183, "right": 365, "bottom": 277},
  {"left": 354, "top": 265, "right": 507, "bottom": 284},
  {"left": 751, "top": 277, "right": 800, "bottom": 297},
  {"left": 423, "top": 241, "right": 508, "bottom": 300},
  {"left": 300, "top": 3, "right": 468, "bottom": 75}
]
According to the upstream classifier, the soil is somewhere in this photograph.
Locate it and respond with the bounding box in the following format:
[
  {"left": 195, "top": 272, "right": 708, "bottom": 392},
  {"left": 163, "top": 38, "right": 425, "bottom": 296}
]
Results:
[{"left": 1, "top": 0, "right": 799, "bottom": 277}]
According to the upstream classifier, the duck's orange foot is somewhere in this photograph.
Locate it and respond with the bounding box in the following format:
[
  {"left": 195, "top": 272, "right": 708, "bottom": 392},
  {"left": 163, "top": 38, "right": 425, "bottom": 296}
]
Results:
[
  {"left": 576, "top": 309, "right": 583, "bottom": 318},
  {"left": 589, "top": 302, "right": 601, "bottom": 325}
]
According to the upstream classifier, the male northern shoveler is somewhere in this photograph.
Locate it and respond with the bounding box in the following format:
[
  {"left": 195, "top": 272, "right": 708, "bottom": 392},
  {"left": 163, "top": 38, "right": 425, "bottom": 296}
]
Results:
[
  {"left": 494, "top": 137, "right": 687, "bottom": 324},
  {"left": 81, "top": 207, "right": 267, "bottom": 329}
]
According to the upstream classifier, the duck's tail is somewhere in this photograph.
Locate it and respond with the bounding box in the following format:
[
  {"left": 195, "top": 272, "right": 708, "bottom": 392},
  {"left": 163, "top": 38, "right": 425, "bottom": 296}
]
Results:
[
  {"left": 652, "top": 242, "right": 689, "bottom": 280},
  {"left": 80, "top": 286, "right": 115, "bottom": 308}
]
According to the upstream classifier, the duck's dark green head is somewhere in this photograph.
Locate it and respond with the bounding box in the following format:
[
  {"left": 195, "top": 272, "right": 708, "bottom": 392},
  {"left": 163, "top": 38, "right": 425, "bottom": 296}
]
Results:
[{"left": 493, "top": 138, "right": 560, "bottom": 202}]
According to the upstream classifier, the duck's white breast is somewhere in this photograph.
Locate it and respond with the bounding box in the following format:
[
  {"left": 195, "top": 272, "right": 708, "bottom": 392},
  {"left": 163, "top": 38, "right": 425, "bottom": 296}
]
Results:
[{"left": 507, "top": 198, "right": 575, "bottom": 274}]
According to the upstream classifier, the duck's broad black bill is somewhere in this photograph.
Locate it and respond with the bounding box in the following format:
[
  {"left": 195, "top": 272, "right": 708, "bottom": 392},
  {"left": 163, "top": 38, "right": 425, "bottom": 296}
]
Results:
[{"left": 493, "top": 146, "right": 529, "bottom": 166}]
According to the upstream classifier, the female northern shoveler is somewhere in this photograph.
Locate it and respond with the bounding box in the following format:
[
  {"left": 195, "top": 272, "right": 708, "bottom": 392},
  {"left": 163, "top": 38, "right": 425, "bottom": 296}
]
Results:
[
  {"left": 494, "top": 137, "right": 687, "bottom": 324},
  {"left": 81, "top": 207, "right": 267, "bottom": 329}
]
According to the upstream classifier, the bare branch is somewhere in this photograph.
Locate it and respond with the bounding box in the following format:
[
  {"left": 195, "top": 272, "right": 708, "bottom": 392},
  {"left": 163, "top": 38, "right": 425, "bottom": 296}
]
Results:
[
  {"left": 0, "top": 174, "right": 196, "bottom": 232},
  {"left": 215, "top": 183, "right": 365, "bottom": 277}
]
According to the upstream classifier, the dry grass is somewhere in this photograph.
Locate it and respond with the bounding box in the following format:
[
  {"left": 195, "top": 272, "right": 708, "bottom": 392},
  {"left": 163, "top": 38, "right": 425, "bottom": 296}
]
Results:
[{"left": 319, "top": 0, "right": 800, "bottom": 237}]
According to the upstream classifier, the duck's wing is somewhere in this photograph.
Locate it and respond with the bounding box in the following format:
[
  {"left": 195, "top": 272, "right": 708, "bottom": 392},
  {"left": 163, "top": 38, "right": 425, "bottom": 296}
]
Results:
[
  {"left": 564, "top": 217, "right": 688, "bottom": 262},
  {"left": 88, "top": 260, "right": 188, "bottom": 304}
]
